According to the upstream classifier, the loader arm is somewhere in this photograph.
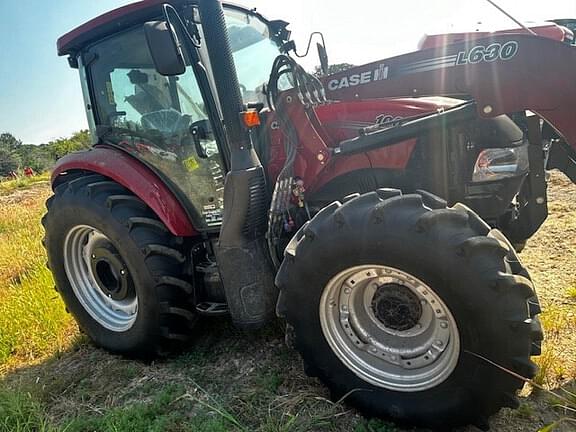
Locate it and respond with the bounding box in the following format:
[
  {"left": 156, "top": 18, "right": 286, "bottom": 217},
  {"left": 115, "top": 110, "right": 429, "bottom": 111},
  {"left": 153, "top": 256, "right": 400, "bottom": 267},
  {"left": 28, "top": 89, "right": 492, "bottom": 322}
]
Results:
[{"left": 324, "top": 34, "right": 576, "bottom": 159}]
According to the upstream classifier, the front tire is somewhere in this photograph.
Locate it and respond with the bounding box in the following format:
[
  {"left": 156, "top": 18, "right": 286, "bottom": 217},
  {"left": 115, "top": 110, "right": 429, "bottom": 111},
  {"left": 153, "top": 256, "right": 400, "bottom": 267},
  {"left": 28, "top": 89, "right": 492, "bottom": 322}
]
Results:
[
  {"left": 43, "top": 174, "right": 197, "bottom": 356},
  {"left": 276, "top": 189, "right": 542, "bottom": 430}
]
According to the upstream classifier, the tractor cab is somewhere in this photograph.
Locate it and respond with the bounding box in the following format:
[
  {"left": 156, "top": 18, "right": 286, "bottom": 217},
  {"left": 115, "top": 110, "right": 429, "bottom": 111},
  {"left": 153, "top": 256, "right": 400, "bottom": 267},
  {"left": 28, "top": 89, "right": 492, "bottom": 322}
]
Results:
[{"left": 58, "top": 1, "right": 288, "bottom": 230}]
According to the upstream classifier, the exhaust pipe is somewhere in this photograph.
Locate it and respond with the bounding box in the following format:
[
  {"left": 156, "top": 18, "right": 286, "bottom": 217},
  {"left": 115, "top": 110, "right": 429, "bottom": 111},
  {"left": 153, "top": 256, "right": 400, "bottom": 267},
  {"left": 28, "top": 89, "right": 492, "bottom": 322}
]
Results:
[{"left": 198, "top": 0, "right": 276, "bottom": 329}]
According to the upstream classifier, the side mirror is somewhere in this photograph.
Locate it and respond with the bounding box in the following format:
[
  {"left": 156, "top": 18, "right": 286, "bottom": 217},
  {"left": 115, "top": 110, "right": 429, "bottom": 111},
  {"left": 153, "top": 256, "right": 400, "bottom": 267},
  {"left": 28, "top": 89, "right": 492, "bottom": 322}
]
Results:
[
  {"left": 317, "top": 42, "right": 329, "bottom": 76},
  {"left": 144, "top": 20, "right": 186, "bottom": 76}
]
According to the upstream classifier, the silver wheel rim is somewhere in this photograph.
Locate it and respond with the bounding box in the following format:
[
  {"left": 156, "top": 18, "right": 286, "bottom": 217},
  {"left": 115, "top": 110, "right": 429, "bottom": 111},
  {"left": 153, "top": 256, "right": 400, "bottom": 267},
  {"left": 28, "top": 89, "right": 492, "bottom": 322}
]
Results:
[
  {"left": 320, "top": 265, "right": 460, "bottom": 392},
  {"left": 64, "top": 225, "right": 138, "bottom": 332}
]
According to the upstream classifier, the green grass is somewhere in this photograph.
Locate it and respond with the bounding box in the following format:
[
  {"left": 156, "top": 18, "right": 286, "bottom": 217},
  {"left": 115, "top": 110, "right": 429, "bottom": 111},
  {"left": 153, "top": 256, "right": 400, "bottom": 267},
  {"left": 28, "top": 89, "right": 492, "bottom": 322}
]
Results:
[
  {"left": 0, "top": 333, "right": 404, "bottom": 432},
  {"left": 0, "top": 184, "right": 74, "bottom": 370},
  {"left": 0, "top": 266, "right": 72, "bottom": 366},
  {"left": 0, "top": 183, "right": 50, "bottom": 281},
  {"left": 0, "top": 388, "right": 58, "bottom": 432}
]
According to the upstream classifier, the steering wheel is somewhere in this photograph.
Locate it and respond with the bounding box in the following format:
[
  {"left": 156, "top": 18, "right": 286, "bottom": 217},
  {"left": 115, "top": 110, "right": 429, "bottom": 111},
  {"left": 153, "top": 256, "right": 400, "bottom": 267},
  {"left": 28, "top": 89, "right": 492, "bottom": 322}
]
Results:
[
  {"left": 97, "top": 125, "right": 166, "bottom": 146},
  {"left": 141, "top": 109, "right": 191, "bottom": 135}
]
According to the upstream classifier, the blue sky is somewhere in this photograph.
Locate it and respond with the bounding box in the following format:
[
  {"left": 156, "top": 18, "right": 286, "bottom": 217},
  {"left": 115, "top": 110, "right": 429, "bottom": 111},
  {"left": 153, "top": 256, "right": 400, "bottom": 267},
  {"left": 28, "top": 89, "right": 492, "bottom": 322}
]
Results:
[{"left": 1, "top": 0, "right": 575, "bottom": 144}]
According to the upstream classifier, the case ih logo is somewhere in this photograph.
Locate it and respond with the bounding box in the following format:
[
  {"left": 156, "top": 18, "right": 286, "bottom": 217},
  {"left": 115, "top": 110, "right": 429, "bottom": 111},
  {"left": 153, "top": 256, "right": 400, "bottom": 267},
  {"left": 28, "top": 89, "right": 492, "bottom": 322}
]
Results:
[{"left": 328, "top": 64, "right": 389, "bottom": 91}]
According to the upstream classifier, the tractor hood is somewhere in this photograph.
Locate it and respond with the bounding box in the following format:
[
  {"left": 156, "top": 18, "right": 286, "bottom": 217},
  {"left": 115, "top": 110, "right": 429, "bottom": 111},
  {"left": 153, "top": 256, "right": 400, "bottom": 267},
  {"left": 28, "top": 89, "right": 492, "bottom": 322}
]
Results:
[{"left": 419, "top": 23, "right": 574, "bottom": 50}]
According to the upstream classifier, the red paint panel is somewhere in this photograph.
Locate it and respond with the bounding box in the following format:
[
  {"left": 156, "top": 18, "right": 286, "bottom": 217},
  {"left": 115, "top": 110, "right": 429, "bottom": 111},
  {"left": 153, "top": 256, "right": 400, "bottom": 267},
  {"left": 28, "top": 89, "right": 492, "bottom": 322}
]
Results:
[
  {"left": 57, "top": 0, "right": 193, "bottom": 55},
  {"left": 265, "top": 96, "right": 463, "bottom": 193},
  {"left": 420, "top": 24, "right": 568, "bottom": 50},
  {"left": 51, "top": 146, "right": 197, "bottom": 237},
  {"left": 314, "top": 98, "right": 461, "bottom": 171},
  {"left": 324, "top": 35, "right": 576, "bottom": 153}
]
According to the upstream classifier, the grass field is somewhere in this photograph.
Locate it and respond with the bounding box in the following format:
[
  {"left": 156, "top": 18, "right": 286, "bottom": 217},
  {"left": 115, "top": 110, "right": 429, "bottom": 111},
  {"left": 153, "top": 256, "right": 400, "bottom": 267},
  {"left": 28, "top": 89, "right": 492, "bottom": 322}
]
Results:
[{"left": 0, "top": 173, "right": 574, "bottom": 432}]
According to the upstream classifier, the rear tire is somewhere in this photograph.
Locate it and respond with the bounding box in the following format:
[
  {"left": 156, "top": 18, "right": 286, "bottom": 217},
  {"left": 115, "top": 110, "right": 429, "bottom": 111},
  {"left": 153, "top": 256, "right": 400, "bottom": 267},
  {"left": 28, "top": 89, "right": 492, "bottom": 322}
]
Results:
[
  {"left": 43, "top": 174, "right": 197, "bottom": 356},
  {"left": 276, "top": 189, "right": 542, "bottom": 429}
]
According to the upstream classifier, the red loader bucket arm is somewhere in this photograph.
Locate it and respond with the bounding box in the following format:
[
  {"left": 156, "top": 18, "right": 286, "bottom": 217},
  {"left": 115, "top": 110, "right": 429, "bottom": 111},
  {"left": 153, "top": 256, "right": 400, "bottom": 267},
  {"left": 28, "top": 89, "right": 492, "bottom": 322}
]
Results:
[{"left": 324, "top": 34, "right": 576, "bottom": 154}]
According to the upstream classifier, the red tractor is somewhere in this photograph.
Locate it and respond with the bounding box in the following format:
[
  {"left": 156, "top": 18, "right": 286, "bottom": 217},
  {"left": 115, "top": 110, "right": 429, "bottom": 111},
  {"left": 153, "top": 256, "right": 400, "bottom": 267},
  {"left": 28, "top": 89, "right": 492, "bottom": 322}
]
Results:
[
  {"left": 44, "top": 0, "right": 576, "bottom": 429},
  {"left": 419, "top": 20, "right": 575, "bottom": 49}
]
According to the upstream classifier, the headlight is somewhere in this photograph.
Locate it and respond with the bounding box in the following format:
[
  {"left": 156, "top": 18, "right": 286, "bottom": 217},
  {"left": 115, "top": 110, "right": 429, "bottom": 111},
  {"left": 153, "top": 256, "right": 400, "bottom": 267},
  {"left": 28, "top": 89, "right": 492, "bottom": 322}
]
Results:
[{"left": 472, "top": 145, "right": 529, "bottom": 182}]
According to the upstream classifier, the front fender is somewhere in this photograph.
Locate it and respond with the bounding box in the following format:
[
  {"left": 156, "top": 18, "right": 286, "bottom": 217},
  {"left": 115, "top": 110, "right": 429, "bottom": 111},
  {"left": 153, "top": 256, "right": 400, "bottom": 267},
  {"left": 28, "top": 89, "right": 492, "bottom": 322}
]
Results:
[{"left": 51, "top": 146, "right": 197, "bottom": 237}]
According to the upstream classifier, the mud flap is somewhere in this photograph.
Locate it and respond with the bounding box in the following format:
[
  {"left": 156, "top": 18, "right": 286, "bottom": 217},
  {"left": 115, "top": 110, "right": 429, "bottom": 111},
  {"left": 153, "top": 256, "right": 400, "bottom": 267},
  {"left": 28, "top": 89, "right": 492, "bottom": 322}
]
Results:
[{"left": 215, "top": 167, "right": 277, "bottom": 329}]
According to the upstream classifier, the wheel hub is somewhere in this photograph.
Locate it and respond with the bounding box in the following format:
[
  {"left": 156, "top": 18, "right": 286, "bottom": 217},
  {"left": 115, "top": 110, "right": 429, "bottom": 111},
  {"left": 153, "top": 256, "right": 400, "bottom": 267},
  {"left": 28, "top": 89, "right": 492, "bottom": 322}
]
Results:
[
  {"left": 63, "top": 225, "right": 138, "bottom": 332},
  {"left": 371, "top": 284, "right": 423, "bottom": 331},
  {"left": 319, "top": 265, "right": 460, "bottom": 392},
  {"left": 90, "top": 244, "right": 132, "bottom": 301}
]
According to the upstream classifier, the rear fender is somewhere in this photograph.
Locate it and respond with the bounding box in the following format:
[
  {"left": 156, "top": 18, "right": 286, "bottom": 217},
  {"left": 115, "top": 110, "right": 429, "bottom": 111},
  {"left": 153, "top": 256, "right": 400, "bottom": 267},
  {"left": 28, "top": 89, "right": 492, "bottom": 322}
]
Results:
[{"left": 51, "top": 146, "right": 197, "bottom": 237}]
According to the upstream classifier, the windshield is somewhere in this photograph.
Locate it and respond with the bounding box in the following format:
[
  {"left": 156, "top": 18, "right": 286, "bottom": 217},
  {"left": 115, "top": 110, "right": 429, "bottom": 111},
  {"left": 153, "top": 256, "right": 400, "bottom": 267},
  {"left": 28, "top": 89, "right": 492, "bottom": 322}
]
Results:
[
  {"left": 223, "top": 8, "right": 284, "bottom": 103},
  {"left": 86, "top": 6, "right": 284, "bottom": 134}
]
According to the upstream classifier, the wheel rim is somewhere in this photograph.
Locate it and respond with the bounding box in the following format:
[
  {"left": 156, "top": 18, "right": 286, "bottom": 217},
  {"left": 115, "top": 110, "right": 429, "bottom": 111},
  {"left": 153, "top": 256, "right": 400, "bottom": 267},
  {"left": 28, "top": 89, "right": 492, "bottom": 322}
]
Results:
[
  {"left": 64, "top": 225, "right": 138, "bottom": 332},
  {"left": 319, "top": 265, "right": 460, "bottom": 392}
]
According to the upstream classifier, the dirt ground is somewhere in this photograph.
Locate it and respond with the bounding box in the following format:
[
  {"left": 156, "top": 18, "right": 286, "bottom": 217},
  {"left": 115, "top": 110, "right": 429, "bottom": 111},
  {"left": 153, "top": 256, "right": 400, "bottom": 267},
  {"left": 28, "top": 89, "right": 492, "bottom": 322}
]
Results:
[
  {"left": 473, "top": 170, "right": 576, "bottom": 431},
  {"left": 522, "top": 172, "right": 576, "bottom": 302}
]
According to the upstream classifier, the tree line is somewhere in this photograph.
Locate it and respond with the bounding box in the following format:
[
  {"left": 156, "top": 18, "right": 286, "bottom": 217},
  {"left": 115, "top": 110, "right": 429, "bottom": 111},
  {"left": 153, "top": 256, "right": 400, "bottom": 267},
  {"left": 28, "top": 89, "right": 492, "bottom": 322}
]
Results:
[{"left": 0, "top": 131, "right": 91, "bottom": 177}]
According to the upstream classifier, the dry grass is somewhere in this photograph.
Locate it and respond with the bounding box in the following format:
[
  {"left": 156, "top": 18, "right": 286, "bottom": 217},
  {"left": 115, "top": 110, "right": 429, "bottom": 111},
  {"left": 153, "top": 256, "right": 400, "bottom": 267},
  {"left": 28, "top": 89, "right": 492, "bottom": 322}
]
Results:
[
  {"left": 0, "top": 173, "right": 50, "bottom": 196},
  {"left": 521, "top": 172, "right": 576, "bottom": 392},
  {"left": 532, "top": 306, "right": 576, "bottom": 387},
  {"left": 566, "top": 284, "right": 576, "bottom": 301},
  {"left": 0, "top": 171, "right": 574, "bottom": 432}
]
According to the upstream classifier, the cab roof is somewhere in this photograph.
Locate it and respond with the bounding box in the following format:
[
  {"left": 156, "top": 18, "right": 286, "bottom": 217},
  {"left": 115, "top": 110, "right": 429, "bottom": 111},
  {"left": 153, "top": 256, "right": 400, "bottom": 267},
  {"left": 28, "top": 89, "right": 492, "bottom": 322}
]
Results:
[{"left": 57, "top": 0, "right": 262, "bottom": 57}]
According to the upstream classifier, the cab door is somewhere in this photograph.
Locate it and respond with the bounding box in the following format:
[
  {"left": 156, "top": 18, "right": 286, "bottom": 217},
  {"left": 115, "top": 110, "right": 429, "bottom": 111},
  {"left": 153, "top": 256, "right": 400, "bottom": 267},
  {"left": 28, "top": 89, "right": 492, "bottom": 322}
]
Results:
[{"left": 85, "top": 25, "right": 226, "bottom": 230}]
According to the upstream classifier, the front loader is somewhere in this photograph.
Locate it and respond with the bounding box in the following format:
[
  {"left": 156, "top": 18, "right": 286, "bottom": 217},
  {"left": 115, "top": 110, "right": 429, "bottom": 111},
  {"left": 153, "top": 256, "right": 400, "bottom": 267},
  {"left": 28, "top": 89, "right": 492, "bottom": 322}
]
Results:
[{"left": 43, "top": 0, "right": 576, "bottom": 429}]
